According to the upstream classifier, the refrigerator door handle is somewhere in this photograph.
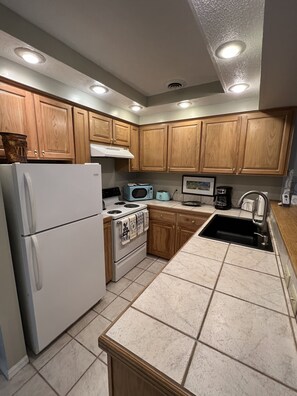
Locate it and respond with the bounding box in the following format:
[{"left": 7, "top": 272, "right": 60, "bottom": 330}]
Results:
[
  {"left": 24, "top": 172, "right": 36, "bottom": 234},
  {"left": 31, "top": 235, "right": 43, "bottom": 291}
]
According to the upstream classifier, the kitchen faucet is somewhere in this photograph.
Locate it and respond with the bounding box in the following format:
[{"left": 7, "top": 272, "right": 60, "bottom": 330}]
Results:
[{"left": 237, "top": 191, "right": 269, "bottom": 232}]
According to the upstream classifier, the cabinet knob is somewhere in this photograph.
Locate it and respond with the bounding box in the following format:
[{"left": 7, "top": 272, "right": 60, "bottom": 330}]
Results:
[
  {"left": 192, "top": 220, "right": 195, "bottom": 223},
  {"left": 42, "top": 150, "right": 45, "bottom": 156},
  {"left": 34, "top": 149, "right": 38, "bottom": 155}
]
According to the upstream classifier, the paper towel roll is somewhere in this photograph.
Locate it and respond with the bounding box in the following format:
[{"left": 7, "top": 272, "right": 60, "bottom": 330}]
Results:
[{"left": 257, "top": 192, "right": 268, "bottom": 216}]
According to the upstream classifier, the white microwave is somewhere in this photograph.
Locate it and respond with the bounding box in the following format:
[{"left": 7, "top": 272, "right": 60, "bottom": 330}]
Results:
[{"left": 123, "top": 184, "right": 153, "bottom": 201}]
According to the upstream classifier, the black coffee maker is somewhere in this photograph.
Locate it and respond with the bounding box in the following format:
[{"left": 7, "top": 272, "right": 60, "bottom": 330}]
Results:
[{"left": 214, "top": 186, "right": 233, "bottom": 210}]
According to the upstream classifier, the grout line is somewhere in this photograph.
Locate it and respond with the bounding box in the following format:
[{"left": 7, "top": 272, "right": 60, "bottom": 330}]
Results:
[
  {"left": 63, "top": 357, "right": 98, "bottom": 395},
  {"left": 223, "top": 261, "right": 280, "bottom": 278},
  {"left": 29, "top": 372, "right": 59, "bottom": 396},
  {"left": 180, "top": 342, "right": 197, "bottom": 388},
  {"left": 9, "top": 364, "right": 37, "bottom": 396},
  {"left": 198, "top": 340, "right": 297, "bottom": 393},
  {"left": 161, "top": 271, "right": 217, "bottom": 292}
]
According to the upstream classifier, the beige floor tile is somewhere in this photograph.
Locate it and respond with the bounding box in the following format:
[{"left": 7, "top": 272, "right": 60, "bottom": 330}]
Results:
[
  {"left": 98, "top": 352, "right": 108, "bottom": 365},
  {"left": 67, "top": 309, "right": 98, "bottom": 337},
  {"left": 200, "top": 292, "right": 297, "bottom": 390},
  {"left": 100, "top": 297, "right": 130, "bottom": 321},
  {"left": 67, "top": 359, "right": 108, "bottom": 396},
  {"left": 120, "top": 282, "right": 145, "bottom": 302},
  {"left": 14, "top": 374, "right": 56, "bottom": 396},
  {"left": 75, "top": 315, "right": 111, "bottom": 356},
  {"left": 137, "top": 257, "right": 156, "bottom": 270},
  {"left": 147, "top": 260, "right": 167, "bottom": 274},
  {"left": 93, "top": 291, "right": 117, "bottom": 314},
  {"left": 40, "top": 339, "right": 95, "bottom": 395},
  {"left": 134, "top": 270, "right": 156, "bottom": 286},
  {"left": 30, "top": 332, "right": 71, "bottom": 371},
  {"left": 0, "top": 364, "right": 36, "bottom": 396},
  {"left": 106, "top": 278, "right": 131, "bottom": 295},
  {"left": 185, "top": 343, "right": 297, "bottom": 396},
  {"left": 217, "top": 264, "right": 287, "bottom": 314},
  {"left": 124, "top": 266, "right": 144, "bottom": 281}
]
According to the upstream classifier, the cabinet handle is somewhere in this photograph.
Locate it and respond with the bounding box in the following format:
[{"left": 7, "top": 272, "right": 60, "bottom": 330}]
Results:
[
  {"left": 42, "top": 150, "right": 45, "bottom": 156},
  {"left": 34, "top": 149, "right": 38, "bottom": 156},
  {"left": 232, "top": 168, "right": 235, "bottom": 172}
]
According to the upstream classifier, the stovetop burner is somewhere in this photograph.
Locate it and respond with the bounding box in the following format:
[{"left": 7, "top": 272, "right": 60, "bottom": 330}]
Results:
[
  {"left": 124, "top": 204, "right": 140, "bottom": 208},
  {"left": 114, "top": 201, "right": 126, "bottom": 205},
  {"left": 107, "top": 210, "right": 122, "bottom": 214}
]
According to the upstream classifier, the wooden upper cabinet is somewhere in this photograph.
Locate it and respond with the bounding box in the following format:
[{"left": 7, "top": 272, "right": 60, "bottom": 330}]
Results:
[
  {"left": 34, "top": 95, "right": 74, "bottom": 160},
  {"left": 89, "top": 112, "right": 113, "bottom": 144},
  {"left": 73, "top": 107, "right": 90, "bottom": 164},
  {"left": 113, "top": 120, "right": 130, "bottom": 147},
  {"left": 140, "top": 124, "right": 168, "bottom": 171},
  {"left": 129, "top": 125, "right": 140, "bottom": 171},
  {"left": 200, "top": 115, "right": 241, "bottom": 174},
  {"left": 168, "top": 120, "right": 201, "bottom": 172},
  {"left": 238, "top": 110, "right": 294, "bottom": 175},
  {"left": 0, "top": 82, "right": 39, "bottom": 159}
]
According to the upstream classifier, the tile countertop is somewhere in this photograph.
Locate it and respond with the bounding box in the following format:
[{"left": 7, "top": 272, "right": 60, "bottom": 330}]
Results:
[{"left": 99, "top": 204, "right": 297, "bottom": 396}]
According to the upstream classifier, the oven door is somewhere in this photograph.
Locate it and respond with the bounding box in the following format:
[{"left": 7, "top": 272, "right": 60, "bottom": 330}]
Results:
[{"left": 112, "top": 220, "right": 147, "bottom": 262}]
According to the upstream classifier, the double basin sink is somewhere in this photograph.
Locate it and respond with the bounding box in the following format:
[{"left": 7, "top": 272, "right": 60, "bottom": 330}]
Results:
[{"left": 199, "top": 214, "right": 273, "bottom": 252}]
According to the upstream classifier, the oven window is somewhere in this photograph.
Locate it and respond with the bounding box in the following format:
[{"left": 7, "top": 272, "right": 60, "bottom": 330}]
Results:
[{"left": 132, "top": 188, "right": 147, "bottom": 198}]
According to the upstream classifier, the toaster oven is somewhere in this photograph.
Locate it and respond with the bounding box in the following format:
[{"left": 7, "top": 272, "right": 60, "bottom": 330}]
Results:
[{"left": 123, "top": 184, "right": 153, "bottom": 201}]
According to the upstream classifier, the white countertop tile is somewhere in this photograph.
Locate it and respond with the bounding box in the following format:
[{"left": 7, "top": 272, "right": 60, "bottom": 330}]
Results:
[
  {"left": 163, "top": 251, "right": 222, "bottom": 289},
  {"left": 200, "top": 292, "right": 297, "bottom": 390},
  {"left": 216, "top": 264, "right": 288, "bottom": 314},
  {"left": 181, "top": 236, "right": 229, "bottom": 262},
  {"left": 106, "top": 308, "right": 195, "bottom": 384},
  {"left": 185, "top": 343, "right": 296, "bottom": 396},
  {"left": 133, "top": 273, "right": 212, "bottom": 337}
]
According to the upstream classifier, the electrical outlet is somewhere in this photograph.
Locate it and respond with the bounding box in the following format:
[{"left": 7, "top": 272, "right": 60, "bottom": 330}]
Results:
[{"left": 288, "top": 282, "right": 297, "bottom": 316}]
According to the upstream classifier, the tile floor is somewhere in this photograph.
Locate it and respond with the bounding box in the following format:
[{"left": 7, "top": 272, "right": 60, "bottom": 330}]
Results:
[{"left": 0, "top": 255, "right": 167, "bottom": 396}]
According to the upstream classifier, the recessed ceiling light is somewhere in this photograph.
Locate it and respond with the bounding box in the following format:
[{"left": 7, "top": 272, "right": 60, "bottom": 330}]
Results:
[
  {"left": 177, "top": 100, "right": 192, "bottom": 109},
  {"left": 14, "top": 47, "right": 46, "bottom": 64},
  {"left": 129, "top": 104, "right": 143, "bottom": 112},
  {"left": 228, "top": 83, "right": 249, "bottom": 93},
  {"left": 215, "top": 40, "right": 246, "bottom": 59},
  {"left": 90, "top": 84, "right": 109, "bottom": 94}
]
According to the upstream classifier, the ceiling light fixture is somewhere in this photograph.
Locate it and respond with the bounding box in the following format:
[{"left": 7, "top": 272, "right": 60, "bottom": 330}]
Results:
[
  {"left": 90, "top": 84, "right": 109, "bottom": 94},
  {"left": 228, "top": 83, "right": 249, "bottom": 93},
  {"left": 129, "top": 104, "right": 143, "bottom": 112},
  {"left": 14, "top": 47, "right": 46, "bottom": 64},
  {"left": 215, "top": 40, "right": 246, "bottom": 59},
  {"left": 177, "top": 100, "right": 192, "bottom": 109}
]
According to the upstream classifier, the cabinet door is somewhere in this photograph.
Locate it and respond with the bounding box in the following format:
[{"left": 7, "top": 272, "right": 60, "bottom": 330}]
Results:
[
  {"left": 34, "top": 95, "right": 74, "bottom": 160},
  {"left": 147, "top": 220, "right": 175, "bottom": 259},
  {"left": 0, "top": 82, "right": 39, "bottom": 159},
  {"left": 89, "top": 112, "right": 112, "bottom": 144},
  {"left": 200, "top": 115, "right": 241, "bottom": 174},
  {"left": 104, "top": 219, "right": 113, "bottom": 283},
  {"left": 73, "top": 107, "right": 90, "bottom": 164},
  {"left": 129, "top": 126, "right": 140, "bottom": 171},
  {"left": 175, "top": 226, "right": 195, "bottom": 251},
  {"left": 113, "top": 120, "right": 130, "bottom": 147},
  {"left": 238, "top": 110, "right": 293, "bottom": 175},
  {"left": 140, "top": 124, "right": 168, "bottom": 171},
  {"left": 168, "top": 120, "right": 201, "bottom": 172}
]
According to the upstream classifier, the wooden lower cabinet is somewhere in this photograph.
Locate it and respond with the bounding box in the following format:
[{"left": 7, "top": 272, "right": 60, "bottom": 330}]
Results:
[
  {"left": 103, "top": 217, "right": 113, "bottom": 283},
  {"left": 147, "top": 207, "right": 210, "bottom": 260}
]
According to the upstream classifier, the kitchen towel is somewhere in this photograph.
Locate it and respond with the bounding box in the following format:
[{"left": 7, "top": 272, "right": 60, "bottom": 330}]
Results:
[
  {"left": 136, "top": 211, "right": 144, "bottom": 235},
  {"left": 120, "top": 217, "right": 130, "bottom": 245},
  {"left": 129, "top": 214, "right": 137, "bottom": 240},
  {"left": 143, "top": 209, "right": 149, "bottom": 231}
]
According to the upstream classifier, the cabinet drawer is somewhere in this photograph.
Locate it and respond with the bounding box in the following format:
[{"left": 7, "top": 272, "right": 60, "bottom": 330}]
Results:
[
  {"left": 149, "top": 209, "right": 176, "bottom": 224},
  {"left": 177, "top": 213, "right": 209, "bottom": 229}
]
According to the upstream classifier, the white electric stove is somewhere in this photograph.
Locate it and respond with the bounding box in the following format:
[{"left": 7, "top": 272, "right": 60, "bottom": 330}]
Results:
[{"left": 102, "top": 187, "right": 148, "bottom": 281}]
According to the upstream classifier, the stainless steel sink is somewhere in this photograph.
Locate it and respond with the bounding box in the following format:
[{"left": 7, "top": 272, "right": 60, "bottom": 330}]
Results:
[{"left": 199, "top": 214, "right": 273, "bottom": 252}]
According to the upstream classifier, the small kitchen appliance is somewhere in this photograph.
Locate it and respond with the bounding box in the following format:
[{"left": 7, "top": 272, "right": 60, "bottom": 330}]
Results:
[
  {"left": 123, "top": 183, "right": 153, "bottom": 201},
  {"left": 156, "top": 190, "right": 171, "bottom": 201},
  {"left": 214, "top": 186, "right": 233, "bottom": 210}
]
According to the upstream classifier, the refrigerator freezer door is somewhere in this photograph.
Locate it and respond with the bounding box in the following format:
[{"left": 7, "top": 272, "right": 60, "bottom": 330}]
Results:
[
  {"left": 3, "top": 163, "right": 102, "bottom": 236},
  {"left": 22, "top": 215, "right": 105, "bottom": 354}
]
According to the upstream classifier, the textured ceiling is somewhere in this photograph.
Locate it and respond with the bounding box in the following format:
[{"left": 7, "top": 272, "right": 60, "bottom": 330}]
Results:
[{"left": 0, "top": 0, "right": 296, "bottom": 117}]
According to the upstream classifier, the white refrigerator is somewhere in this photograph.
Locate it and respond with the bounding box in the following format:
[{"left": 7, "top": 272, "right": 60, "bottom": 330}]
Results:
[{"left": 0, "top": 163, "right": 106, "bottom": 354}]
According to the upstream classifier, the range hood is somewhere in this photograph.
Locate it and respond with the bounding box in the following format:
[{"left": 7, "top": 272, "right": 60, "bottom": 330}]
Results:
[{"left": 90, "top": 143, "right": 134, "bottom": 159}]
